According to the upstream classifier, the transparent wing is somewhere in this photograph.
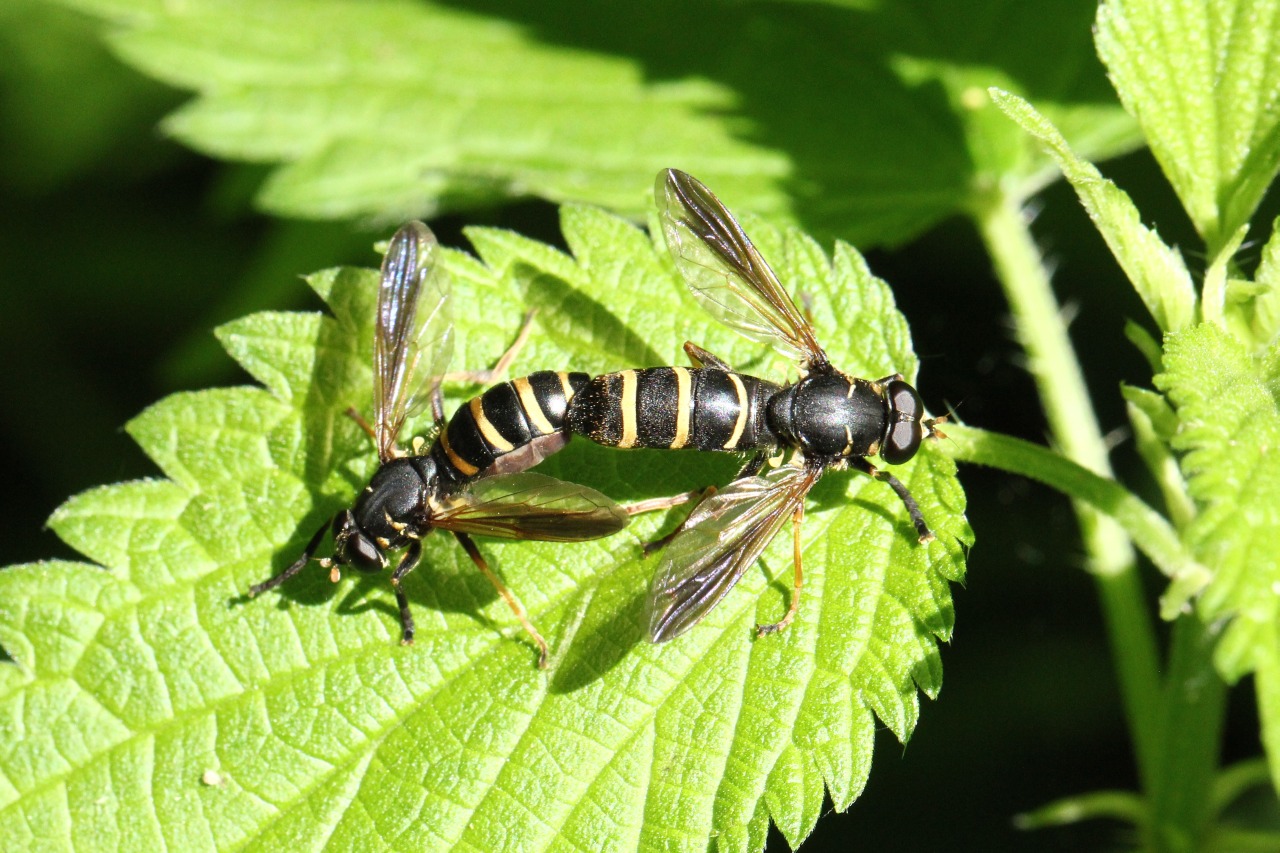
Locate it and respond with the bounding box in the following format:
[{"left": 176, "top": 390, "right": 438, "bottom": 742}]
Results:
[
  {"left": 374, "top": 221, "right": 455, "bottom": 461},
  {"left": 656, "top": 168, "right": 828, "bottom": 368},
  {"left": 646, "top": 462, "right": 821, "bottom": 643},
  {"left": 432, "top": 472, "right": 629, "bottom": 541}
]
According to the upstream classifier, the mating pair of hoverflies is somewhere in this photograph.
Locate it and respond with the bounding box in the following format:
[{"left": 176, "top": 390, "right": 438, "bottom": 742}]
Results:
[{"left": 250, "top": 169, "right": 940, "bottom": 668}]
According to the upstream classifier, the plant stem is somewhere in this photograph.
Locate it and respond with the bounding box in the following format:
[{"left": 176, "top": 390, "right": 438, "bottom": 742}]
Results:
[
  {"left": 1013, "top": 789, "right": 1147, "bottom": 830},
  {"left": 1147, "top": 615, "right": 1227, "bottom": 852},
  {"left": 940, "top": 426, "right": 1201, "bottom": 584},
  {"left": 971, "top": 189, "right": 1163, "bottom": 790},
  {"left": 1211, "top": 758, "right": 1272, "bottom": 814}
]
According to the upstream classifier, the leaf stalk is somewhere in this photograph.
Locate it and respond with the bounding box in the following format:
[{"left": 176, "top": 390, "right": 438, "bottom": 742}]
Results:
[{"left": 968, "top": 190, "right": 1164, "bottom": 799}]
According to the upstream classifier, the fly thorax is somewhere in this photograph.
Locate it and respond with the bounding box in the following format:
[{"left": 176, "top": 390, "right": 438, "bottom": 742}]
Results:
[
  {"left": 352, "top": 457, "right": 427, "bottom": 541},
  {"left": 770, "top": 374, "right": 887, "bottom": 459}
]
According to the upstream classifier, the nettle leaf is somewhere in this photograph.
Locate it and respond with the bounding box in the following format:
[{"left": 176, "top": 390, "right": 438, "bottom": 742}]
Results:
[
  {"left": 1249, "top": 216, "right": 1280, "bottom": 349},
  {"left": 1097, "top": 0, "right": 1280, "bottom": 254},
  {"left": 1157, "top": 324, "right": 1280, "bottom": 787},
  {"left": 991, "top": 89, "right": 1197, "bottom": 334},
  {"left": 0, "top": 0, "right": 179, "bottom": 192},
  {"left": 61, "top": 0, "right": 1134, "bottom": 246},
  {"left": 0, "top": 206, "right": 968, "bottom": 850}
]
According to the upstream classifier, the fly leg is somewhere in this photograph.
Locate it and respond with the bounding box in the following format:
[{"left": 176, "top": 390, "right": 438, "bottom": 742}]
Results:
[
  {"left": 682, "top": 341, "right": 733, "bottom": 371},
  {"left": 755, "top": 504, "right": 805, "bottom": 636},
  {"left": 416, "top": 311, "right": 538, "bottom": 439},
  {"left": 627, "top": 487, "right": 716, "bottom": 555},
  {"left": 249, "top": 520, "right": 331, "bottom": 596},
  {"left": 431, "top": 384, "right": 447, "bottom": 426},
  {"left": 631, "top": 452, "right": 768, "bottom": 555},
  {"left": 420, "top": 310, "right": 538, "bottom": 440},
  {"left": 849, "top": 457, "right": 933, "bottom": 542},
  {"left": 389, "top": 540, "right": 423, "bottom": 645},
  {"left": 345, "top": 406, "right": 426, "bottom": 461},
  {"left": 624, "top": 490, "right": 704, "bottom": 517},
  {"left": 443, "top": 309, "right": 538, "bottom": 386},
  {"left": 344, "top": 407, "right": 380, "bottom": 444},
  {"left": 453, "top": 531, "right": 549, "bottom": 669}
]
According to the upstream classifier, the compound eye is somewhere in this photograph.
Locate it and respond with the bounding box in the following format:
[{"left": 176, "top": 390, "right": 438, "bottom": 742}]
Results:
[
  {"left": 348, "top": 534, "right": 385, "bottom": 571},
  {"left": 888, "top": 380, "right": 921, "bottom": 421},
  {"left": 333, "top": 513, "right": 385, "bottom": 571},
  {"left": 881, "top": 379, "right": 924, "bottom": 465},
  {"left": 881, "top": 419, "right": 922, "bottom": 464}
]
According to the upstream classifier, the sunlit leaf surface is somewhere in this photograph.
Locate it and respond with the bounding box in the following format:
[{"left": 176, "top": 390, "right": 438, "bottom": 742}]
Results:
[{"left": 0, "top": 205, "right": 968, "bottom": 850}]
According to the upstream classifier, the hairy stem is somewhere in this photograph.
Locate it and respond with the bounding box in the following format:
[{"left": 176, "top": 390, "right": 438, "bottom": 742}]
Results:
[
  {"left": 970, "top": 191, "right": 1163, "bottom": 791},
  {"left": 940, "top": 425, "right": 1201, "bottom": 592},
  {"left": 1148, "top": 615, "right": 1226, "bottom": 852}
]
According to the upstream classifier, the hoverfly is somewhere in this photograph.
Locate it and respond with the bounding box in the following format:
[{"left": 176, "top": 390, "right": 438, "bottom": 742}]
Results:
[
  {"left": 564, "top": 169, "right": 939, "bottom": 642},
  {"left": 249, "top": 222, "right": 628, "bottom": 667}
]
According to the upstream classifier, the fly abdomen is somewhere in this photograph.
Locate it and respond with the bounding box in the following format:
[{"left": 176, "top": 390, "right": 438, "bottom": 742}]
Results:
[
  {"left": 432, "top": 370, "right": 589, "bottom": 483},
  {"left": 690, "top": 369, "right": 779, "bottom": 451},
  {"left": 567, "top": 367, "right": 780, "bottom": 452}
]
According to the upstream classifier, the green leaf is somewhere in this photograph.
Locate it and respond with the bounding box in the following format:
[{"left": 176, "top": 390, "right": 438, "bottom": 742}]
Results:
[
  {"left": 1125, "top": 319, "right": 1166, "bottom": 374},
  {"left": 0, "top": 205, "right": 968, "bottom": 850},
  {"left": 1121, "top": 385, "right": 1196, "bottom": 531},
  {"left": 1096, "top": 0, "right": 1280, "bottom": 255},
  {"left": 0, "top": 0, "right": 179, "bottom": 192},
  {"left": 1205, "top": 222, "right": 1251, "bottom": 334},
  {"left": 990, "top": 89, "right": 1197, "bottom": 333},
  {"left": 60, "top": 0, "right": 1136, "bottom": 246},
  {"left": 1156, "top": 324, "right": 1280, "bottom": 789},
  {"left": 1249, "top": 216, "right": 1280, "bottom": 349}
]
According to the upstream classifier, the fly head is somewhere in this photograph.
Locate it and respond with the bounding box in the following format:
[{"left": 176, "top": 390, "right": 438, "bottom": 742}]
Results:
[
  {"left": 880, "top": 378, "right": 924, "bottom": 465},
  {"left": 331, "top": 509, "right": 385, "bottom": 572}
]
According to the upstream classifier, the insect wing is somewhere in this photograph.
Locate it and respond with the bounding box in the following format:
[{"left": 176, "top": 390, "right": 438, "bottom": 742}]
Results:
[
  {"left": 374, "top": 221, "right": 455, "bottom": 461},
  {"left": 432, "top": 472, "right": 629, "bottom": 541},
  {"left": 646, "top": 463, "right": 821, "bottom": 643},
  {"left": 657, "top": 169, "right": 828, "bottom": 368}
]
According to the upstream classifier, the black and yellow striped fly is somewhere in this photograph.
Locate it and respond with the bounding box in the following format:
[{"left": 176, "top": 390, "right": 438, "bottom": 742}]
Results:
[
  {"left": 248, "top": 222, "right": 627, "bottom": 668},
  {"left": 438, "top": 170, "right": 940, "bottom": 643},
  {"left": 567, "top": 170, "right": 940, "bottom": 642},
  {"left": 433, "top": 370, "right": 591, "bottom": 483},
  {"left": 424, "top": 169, "right": 936, "bottom": 640}
]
